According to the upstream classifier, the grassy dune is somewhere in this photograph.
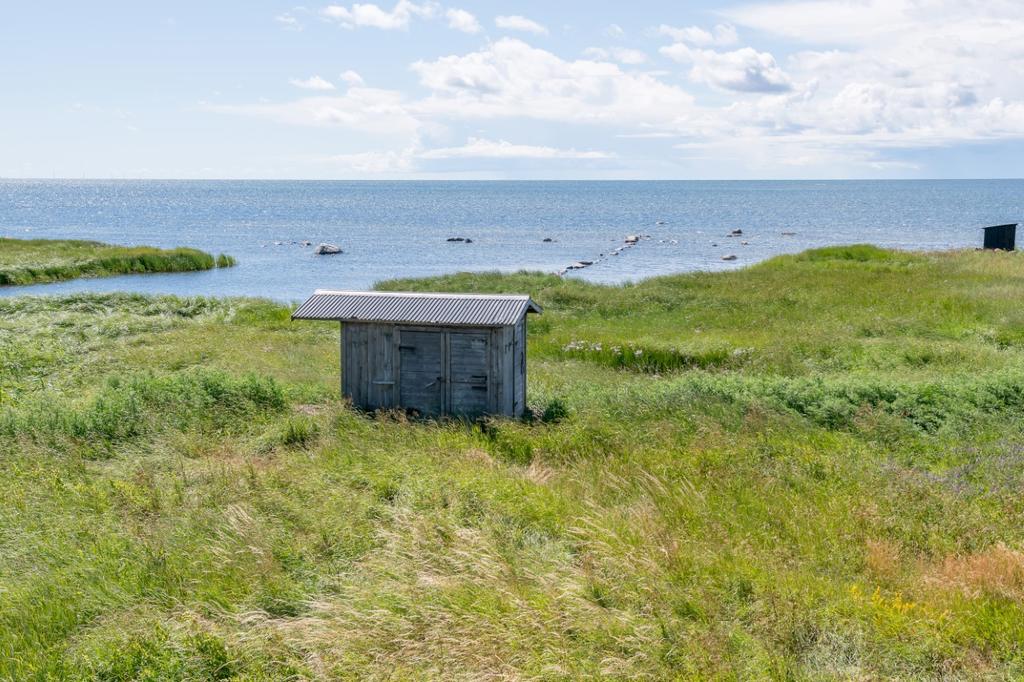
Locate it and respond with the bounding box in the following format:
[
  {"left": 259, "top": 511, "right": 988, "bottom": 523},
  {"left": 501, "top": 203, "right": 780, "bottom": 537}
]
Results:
[
  {"left": 0, "top": 237, "right": 235, "bottom": 285},
  {"left": 3, "top": 246, "right": 1024, "bottom": 679}
]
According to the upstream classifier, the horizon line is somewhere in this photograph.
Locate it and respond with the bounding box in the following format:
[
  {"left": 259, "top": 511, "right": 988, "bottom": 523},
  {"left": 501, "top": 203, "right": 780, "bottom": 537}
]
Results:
[{"left": 2, "top": 176, "right": 1023, "bottom": 183}]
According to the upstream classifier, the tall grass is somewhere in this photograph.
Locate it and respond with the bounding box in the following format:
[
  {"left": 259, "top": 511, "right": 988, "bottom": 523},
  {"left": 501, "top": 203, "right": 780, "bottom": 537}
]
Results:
[
  {"left": 0, "top": 237, "right": 236, "bottom": 285},
  {"left": 4, "top": 247, "right": 1024, "bottom": 679},
  {"left": 1, "top": 369, "right": 286, "bottom": 450}
]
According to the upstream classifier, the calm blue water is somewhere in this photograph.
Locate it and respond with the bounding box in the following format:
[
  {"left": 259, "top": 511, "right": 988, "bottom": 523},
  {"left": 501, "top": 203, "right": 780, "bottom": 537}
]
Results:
[{"left": 1, "top": 179, "right": 1021, "bottom": 302}]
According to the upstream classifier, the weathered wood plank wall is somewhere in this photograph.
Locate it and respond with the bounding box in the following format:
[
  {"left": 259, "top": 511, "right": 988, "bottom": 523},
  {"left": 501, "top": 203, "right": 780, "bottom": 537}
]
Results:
[{"left": 342, "top": 320, "right": 527, "bottom": 417}]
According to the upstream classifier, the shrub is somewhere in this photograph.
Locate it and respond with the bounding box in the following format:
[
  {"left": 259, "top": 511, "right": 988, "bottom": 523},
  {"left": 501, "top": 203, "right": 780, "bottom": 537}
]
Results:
[{"left": 538, "top": 397, "right": 570, "bottom": 423}]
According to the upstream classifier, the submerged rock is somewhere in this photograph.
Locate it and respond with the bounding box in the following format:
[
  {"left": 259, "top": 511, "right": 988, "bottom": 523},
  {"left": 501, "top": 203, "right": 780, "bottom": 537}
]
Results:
[
  {"left": 565, "top": 261, "right": 593, "bottom": 270},
  {"left": 314, "top": 243, "right": 343, "bottom": 255}
]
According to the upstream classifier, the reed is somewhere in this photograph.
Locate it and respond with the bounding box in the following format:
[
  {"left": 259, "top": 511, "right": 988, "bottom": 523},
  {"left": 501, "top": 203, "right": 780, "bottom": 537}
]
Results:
[{"left": 0, "top": 237, "right": 235, "bottom": 285}]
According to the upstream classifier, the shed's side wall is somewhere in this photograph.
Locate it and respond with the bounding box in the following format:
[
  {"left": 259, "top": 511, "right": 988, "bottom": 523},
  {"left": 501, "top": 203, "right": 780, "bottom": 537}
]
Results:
[
  {"left": 341, "top": 322, "right": 359, "bottom": 404},
  {"left": 343, "top": 322, "right": 397, "bottom": 410},
  {"left": 500, "top": 325, "right": 515, "bottom": 416},
  {"left": 514, "top": 318, "right": 526, "bottom": 417}
]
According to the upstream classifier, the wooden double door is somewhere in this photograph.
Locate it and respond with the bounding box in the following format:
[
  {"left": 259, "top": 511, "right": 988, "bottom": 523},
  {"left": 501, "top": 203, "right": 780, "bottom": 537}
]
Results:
[{"left": 398, "top": 329, "right": 490, "bottom": 417}]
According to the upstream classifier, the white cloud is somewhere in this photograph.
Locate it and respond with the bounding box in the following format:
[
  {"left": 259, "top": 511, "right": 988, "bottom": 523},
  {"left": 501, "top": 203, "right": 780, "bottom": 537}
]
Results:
[
  {"left": 494, "top": 15, "right": 548, "bottom": 36},
  {"left": 321, "top": 138, "right": 612, "bottom": 175},
  {"left": 322, "top": 0, "right": 437, "bottom": 30},
  {"left": 233, "top": 1, "right": 1024, "bottom": 176},
  {"left": 583, "top": 47, "right": 647, "bottom": 65},
  {"left": 419, "top": 137, "right": 614, "bottom": 159},
  {"left": 605, "top": 24, "right": 624, "bottom": 38},
  {"left": 718, "top": 0, "right": 1024, "bottom": 145},
  {"left": 340, "top": 70, "right": 365, "bottom": 86},
  {"left": 275, "top": 13, "right": 302, "bottom": 31},
  {"left": 657, "top": 23, "right": 737, "bottom": 47},
  {"left": 610, "top": 48, "right": 647, "bottom": 65},
  {"left": 445, "top": 8, "right": 481, "bottom": 34},
  {"left": 289, "top": 75, "right": 337, "bottom": 91},
  {"left": 328, "top": 148, "right": 417, "bottom": 173},
  {"left": 725, "top": 0, "right": 909, "bottom": 45},
  {"left": 662, "top": 43, "right": 792, "bottom": 93},
  {"left": 412, "top": 38, "right": 694, "bottom": 125},
  {"left": 615, "top": 131, "right": 679, "bottom": 139},
  {"left": 205, "top": 89, "right": 420, "bottom": 135},
  {"left": 713, "top": 24, "right": 739, "bottom": 46}
]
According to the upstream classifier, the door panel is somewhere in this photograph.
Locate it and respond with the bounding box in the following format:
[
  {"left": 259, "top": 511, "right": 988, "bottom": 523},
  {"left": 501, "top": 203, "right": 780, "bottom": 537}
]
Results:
[
  {"left": 449, "top": 332, "right": 489, "bottom": 417},
  {"left": 399, "top": 331, "right": 444, "bottom": 416}
]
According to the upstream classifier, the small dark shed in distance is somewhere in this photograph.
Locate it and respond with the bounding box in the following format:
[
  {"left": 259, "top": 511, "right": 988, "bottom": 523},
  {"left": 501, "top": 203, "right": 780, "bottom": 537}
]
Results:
[
  {"left": 982, "top": 223, "right": 1017, "bottom": 251},
  {"left": 292, "top": 290, "right": 541, "bottom": 418}
]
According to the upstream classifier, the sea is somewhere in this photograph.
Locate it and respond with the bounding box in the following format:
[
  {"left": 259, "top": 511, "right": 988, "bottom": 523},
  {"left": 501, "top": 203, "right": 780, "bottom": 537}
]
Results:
[{"left": 1, "top": 179, "right": 1021, "bottom": 302}]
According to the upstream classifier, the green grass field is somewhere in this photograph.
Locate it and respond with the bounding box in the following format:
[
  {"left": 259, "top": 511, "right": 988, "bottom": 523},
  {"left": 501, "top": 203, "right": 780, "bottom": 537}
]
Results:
[
  {"left": 3, "top": 245, "right": 1024, "bottom": 679},
  {"left": 0, "top": 237, "right": 235, "bottom": 285}
]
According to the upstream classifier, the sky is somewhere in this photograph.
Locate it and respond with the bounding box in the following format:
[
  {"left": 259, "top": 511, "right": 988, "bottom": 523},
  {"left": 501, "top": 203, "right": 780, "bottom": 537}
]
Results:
[{"left": 2, "top": 0, "right": 1024, "bottom": 180}]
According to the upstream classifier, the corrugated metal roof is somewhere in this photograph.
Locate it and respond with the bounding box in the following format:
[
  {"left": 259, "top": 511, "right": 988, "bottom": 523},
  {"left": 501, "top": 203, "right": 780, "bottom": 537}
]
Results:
[{"left": 292, "top": 290, "right": 542, "bottom": 327}]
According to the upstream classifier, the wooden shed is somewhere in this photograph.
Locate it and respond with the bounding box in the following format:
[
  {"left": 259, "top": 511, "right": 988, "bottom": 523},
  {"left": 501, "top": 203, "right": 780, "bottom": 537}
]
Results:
[{"left": 292, "top": 290, "right": 541, "bottom": 418}]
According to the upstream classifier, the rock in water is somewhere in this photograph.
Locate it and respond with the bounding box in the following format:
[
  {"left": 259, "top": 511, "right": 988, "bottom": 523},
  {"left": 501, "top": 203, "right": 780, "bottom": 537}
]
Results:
[
  {"left": 565, "top": 261, "right": 594, "bottom": 270},
  {"left": 446, "top": 237, "right": 466, "bottom": 242},
  {"left": 314, "top": 243, "right": 342, "bottom": 255},
  {"left": 542, "top": 237, "right": 554, "bottom": 242},
  {"left": 730, "top": 229, "right": 743, "bottom": 236},
  {"left": 721, "top": 254, "right": 738, "bottom": 261}
]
